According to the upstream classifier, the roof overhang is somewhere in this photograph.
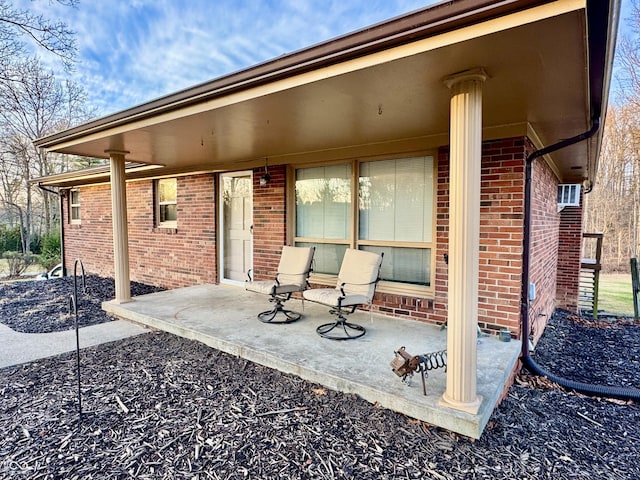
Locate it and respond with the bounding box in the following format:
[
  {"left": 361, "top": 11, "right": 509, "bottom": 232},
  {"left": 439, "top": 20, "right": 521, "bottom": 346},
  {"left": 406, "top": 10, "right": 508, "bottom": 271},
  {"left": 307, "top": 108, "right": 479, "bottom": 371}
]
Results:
[{"left": 34, "top": 0, "right": 619, "bottom": 188}]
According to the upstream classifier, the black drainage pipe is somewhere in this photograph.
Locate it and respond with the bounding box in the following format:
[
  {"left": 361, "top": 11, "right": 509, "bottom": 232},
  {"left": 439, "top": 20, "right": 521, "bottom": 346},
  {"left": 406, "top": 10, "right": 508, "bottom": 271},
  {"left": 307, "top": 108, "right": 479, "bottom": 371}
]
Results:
[
  {"left": 520, "top": 117, "right": 640, "bottom": 402},
  {"left": 522, "top": 356, "right": 640, "bottom": 401}
]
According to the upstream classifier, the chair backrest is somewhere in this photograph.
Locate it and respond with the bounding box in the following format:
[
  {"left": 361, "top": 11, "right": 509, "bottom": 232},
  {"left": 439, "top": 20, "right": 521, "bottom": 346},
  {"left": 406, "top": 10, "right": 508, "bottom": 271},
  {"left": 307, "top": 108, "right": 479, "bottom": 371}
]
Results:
[
  {"left": 277, "top": 246, "right": 315, "bottom": 288},
  {"left": 336, "top": 249, "right": 383, "bottom": 301}
]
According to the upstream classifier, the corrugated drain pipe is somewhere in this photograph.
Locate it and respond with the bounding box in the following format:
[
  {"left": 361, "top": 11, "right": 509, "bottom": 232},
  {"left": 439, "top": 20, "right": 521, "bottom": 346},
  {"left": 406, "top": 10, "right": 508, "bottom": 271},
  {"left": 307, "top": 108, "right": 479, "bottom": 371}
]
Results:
[{"left": 520, "top": 117, "right": 640, "bottom": 402}]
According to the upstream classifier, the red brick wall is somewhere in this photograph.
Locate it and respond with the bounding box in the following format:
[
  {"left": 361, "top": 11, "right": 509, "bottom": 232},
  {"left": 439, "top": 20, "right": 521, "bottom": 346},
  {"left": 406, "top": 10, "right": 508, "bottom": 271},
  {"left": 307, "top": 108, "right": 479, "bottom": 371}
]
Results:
[
  {"left": 430, "top": 138, "right": 527, "bottom": 336},
  {"left": 478, "top": 139, "right": 528, "bottom": 335},
  {"left": 63, "top": 174, "right": 217, "bottom": 289},
  {"left": 62, "top": 137, "right": 568, "bottom": 338},
  {"left": 251, "top": 165, "right": 287, "bottom": 280},
  {"left": 527, "top": 155, "right": 561, "bottom": 342},
  {"left": 63, "top": 184, "right": 114, "bottom": 278},
  {"left": 556, "top": 197, "right": 583, "bottom": 313}
]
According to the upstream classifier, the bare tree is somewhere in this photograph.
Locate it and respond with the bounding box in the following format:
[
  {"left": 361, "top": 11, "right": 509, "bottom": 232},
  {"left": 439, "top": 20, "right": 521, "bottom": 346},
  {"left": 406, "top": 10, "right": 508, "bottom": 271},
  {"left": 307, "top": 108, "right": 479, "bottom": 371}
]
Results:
[
  {"left": 585, "top": 103, "right": 640, "bottom": 270},
  {"left": 584, "top": 0, "right": 640, "bottom": 270},
  {"left": 0, "top": 1, "right": 81, "bottom": 256},
  {"left": 0, "top": 58, "right": 91, "bottom": 251},
  {"left": 0, "top": 0, "right": 77, "bottom": 79},
  {"left": 616, "top": 1, "right": 640, "bottom": 261}
]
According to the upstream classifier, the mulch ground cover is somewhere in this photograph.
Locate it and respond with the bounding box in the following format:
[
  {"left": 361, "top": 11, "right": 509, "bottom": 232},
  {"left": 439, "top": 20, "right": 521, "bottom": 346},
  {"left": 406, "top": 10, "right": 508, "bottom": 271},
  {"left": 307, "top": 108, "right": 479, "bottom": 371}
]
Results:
[
  {"left": 0, "top": 278, "right": 638, "bottom": 479},
  {"left": 0, "top": 276, "right": 163, "bottom": 333}
]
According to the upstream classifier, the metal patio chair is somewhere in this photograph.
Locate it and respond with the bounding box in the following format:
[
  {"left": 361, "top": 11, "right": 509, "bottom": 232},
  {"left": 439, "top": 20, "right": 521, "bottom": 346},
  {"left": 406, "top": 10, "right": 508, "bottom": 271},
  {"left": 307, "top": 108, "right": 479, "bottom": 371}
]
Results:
[
  {"left": 245, "top": 245, "right": 315, "bottom": 323},
  {"left": 303, "top": 248, "right": 383, "bottom": 340}
]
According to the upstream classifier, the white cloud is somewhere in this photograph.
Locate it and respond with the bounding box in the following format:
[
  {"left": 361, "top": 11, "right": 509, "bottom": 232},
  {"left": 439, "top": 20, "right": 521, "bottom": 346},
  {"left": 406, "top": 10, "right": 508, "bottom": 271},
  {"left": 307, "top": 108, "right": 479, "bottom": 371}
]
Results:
[{"left": 14, "top": 0, "right": 436, "bottom": 117}]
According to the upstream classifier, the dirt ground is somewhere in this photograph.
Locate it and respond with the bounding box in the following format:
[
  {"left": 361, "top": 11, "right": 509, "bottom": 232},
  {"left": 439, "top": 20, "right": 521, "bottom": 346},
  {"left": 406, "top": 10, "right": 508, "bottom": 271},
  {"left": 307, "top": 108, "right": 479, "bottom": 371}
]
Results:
[{"left": 0, "top": 277, "right": 638, "bottom": 479}]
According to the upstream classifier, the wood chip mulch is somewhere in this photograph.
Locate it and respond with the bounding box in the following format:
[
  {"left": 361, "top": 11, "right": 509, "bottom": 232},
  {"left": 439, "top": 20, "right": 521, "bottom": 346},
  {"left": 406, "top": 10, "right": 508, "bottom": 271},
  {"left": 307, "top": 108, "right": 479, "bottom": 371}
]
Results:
[
  {"left": 0, "top": 280, "right": 639, "bottom": 479},
  {"left": 0, "top": 276, "right": 163, "bottom": 333}
]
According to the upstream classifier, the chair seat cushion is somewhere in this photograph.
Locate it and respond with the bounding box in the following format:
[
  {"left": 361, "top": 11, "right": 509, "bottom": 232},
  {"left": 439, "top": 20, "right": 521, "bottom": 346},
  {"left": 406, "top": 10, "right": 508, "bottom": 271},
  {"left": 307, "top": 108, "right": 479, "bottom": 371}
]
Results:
[
  {"left": 303, "top": 288, "right": 370, "bottom": 307},
  {"left": 246, "top": 281, "right": 302, "bottom": 296}
]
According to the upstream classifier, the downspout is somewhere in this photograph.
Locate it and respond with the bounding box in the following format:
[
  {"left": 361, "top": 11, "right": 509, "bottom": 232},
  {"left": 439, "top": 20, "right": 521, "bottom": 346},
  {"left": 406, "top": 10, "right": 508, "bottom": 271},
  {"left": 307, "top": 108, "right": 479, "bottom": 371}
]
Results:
[
  {"left": 521, "top": 0, "right": 640, "bottom": 401},
  {"left": 520, "top": 120, "right": 640, "bottom": 401},
  {"left": 37, "top": 183, "right": 66, "bottom": 278}
]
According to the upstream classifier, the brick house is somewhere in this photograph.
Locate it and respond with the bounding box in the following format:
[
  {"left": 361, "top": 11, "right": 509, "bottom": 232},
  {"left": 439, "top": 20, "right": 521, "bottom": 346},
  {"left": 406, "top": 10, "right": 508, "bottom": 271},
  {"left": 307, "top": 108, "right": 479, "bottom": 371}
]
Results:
[{"left": 35, "top": 0, "right": 618, "bottom": 416}]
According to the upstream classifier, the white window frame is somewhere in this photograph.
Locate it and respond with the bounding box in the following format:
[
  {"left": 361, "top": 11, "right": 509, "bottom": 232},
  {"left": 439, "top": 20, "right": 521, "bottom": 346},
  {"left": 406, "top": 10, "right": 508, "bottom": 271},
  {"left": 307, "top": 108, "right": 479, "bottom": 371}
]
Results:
[
  {"left": 155, "top": 178, "right": 177, "bottom": 228},
  {"left": 557, "top": 183, "right": 581, "bottom": 211},
  {"left": 69, "top": 189, "right": 80, "bottom": 224}
]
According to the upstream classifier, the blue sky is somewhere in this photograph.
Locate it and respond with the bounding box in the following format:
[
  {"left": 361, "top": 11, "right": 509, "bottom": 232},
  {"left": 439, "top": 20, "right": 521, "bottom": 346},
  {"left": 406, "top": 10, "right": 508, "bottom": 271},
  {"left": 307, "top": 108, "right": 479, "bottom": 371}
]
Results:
[
  {"left": 22, "top": 0, "right": 436, "bottom": 117},
  {"left": 18, "top": 0, "right": 636, "bottom": 117}
]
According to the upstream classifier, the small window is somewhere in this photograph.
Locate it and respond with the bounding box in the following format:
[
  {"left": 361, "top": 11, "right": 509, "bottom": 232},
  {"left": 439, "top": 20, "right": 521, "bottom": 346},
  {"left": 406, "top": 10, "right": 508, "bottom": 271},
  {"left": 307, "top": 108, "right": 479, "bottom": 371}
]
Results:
[
  {"left": 69, "top": 189, "right": 80, "bottom": 223},
  {"left": 557, "top": 184, "right": 581, "bottom": 211},
  {"left": 156, "top": 178, "right": 177, "bottom": 227}
]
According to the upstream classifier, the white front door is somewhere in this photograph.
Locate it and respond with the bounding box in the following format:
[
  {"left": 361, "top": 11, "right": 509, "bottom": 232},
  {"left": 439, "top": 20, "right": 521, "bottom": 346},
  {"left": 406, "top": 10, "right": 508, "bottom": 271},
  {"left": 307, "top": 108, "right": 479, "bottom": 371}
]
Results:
[{"left": 219, "top": 171, "right": 253, "bottom": 285}]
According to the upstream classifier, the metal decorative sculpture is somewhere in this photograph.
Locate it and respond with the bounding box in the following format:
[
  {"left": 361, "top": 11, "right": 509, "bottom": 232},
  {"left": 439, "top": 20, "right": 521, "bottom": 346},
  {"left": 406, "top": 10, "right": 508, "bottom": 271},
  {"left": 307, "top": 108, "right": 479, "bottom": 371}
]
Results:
[{"left": 391, "top": 346, "right": 447, "bottom": 396}]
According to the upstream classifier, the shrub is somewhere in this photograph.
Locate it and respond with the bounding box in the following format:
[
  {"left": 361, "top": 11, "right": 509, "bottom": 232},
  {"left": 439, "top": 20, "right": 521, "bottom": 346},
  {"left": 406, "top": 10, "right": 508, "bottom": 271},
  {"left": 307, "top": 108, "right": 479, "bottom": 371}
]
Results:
[
  {"left": 0, "top": 225, "right": 22, "bottom": 255},
  {"left": 3, "top": 251, "right": 37, "bottom": 277},
  {"left": 39, "top": 229, "right": 61, "bottom": 271},
  {"left": 30, "top": 233, "right": 42, "bottom": 255}
]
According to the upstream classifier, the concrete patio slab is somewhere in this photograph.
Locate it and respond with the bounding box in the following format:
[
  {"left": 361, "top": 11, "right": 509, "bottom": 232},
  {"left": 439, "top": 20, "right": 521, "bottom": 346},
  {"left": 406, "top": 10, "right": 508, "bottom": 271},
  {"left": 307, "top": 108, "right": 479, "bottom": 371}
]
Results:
[{"left": 103, "top": 284, "right": 521, "bottom": 439}]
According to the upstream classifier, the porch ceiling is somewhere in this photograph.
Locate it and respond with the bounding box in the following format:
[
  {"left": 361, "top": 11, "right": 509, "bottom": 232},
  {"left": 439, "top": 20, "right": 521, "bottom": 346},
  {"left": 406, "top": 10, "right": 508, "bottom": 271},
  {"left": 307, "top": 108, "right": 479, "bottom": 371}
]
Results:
[{"left": 35, "top": 1, "right": 608, "bottom": 186}]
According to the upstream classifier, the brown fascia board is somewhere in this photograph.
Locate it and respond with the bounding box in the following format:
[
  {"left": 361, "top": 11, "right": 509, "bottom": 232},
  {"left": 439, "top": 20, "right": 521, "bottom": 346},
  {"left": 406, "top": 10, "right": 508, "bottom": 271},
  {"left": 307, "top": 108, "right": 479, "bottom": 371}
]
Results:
[
  {"left": 34, "top": 0, "right": 552, "bottom": 149},
  {"left": 33, "top": 162, "right": 222, "bottom": 188},
  {"left": 32, "top": 162, "right": 149, "bottom": 188}
]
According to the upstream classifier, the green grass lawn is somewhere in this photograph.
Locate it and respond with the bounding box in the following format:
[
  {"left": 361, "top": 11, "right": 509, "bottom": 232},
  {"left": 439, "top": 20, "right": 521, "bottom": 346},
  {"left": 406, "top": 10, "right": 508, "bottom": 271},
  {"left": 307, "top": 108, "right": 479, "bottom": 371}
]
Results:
[{"left": 597, "top": 273, "right": 637, "bottom": 317}]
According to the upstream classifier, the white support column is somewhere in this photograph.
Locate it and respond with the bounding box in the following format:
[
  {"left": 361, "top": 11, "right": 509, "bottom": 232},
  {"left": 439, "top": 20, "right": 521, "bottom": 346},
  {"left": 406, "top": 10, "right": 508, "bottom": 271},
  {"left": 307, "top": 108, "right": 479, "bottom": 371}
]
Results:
[
  {"left": 107, "top": 150, "right": 131, "bottom": 304},
  {"left": 439, "top": 68, "right": 487, "bottom": 415}
]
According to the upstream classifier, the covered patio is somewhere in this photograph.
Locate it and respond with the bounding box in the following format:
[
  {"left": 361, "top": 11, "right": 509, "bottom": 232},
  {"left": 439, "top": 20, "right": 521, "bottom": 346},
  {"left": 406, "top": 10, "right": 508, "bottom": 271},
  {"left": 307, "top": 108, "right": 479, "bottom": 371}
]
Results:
[
  {"left": 33, "top": 0, "right": 618, "bottom": 441},
  {"left": 103, "top": 284, "right": 520, "bottom": 439}
]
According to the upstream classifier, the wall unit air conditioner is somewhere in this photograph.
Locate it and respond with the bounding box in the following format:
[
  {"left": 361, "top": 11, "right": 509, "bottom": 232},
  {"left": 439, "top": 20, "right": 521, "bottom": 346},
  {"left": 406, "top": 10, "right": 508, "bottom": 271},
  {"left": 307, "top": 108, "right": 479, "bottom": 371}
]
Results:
[{"left": 557, "top": 184, "right": 581, "bottom": 211}]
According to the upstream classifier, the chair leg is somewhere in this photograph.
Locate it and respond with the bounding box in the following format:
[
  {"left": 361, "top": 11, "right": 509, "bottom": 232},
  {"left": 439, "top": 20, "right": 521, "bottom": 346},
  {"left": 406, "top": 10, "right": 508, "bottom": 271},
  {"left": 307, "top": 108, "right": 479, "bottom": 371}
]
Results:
[
  {"left": 316, "top": 307, "right": 365, "bottom": 340},
  {"left": 258, "top": 297, "right": 302, "bottom": 324}
]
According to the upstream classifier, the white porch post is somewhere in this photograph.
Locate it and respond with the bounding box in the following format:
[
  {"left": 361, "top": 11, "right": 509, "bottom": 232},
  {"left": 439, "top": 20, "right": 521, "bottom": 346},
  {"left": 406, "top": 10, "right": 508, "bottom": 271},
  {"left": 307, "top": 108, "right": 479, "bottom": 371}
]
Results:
[
  {"left": 107, "top": 150, "right": 131, "bottom": 304},
  {"left": 439, "top": 68, "right": 487, "bottom": 414}
]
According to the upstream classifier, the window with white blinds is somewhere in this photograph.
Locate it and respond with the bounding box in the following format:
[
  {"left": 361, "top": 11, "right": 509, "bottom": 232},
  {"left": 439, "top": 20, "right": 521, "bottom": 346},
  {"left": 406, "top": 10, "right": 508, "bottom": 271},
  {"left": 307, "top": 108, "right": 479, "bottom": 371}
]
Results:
[
  {"left": 295, "top": 164, "right": 351, "bottom": 240},
  {"left": 295, "top": 165, "right": 351, "bottom": 275},
  {"left": 156, "top": 178, "right": 177, "bottom": 228},
  {"left": 69, "top": 189, "right": 80, "bottom": 224},
  {"left": 294, "top": 156, "right": 434, "bottom": 288}
]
